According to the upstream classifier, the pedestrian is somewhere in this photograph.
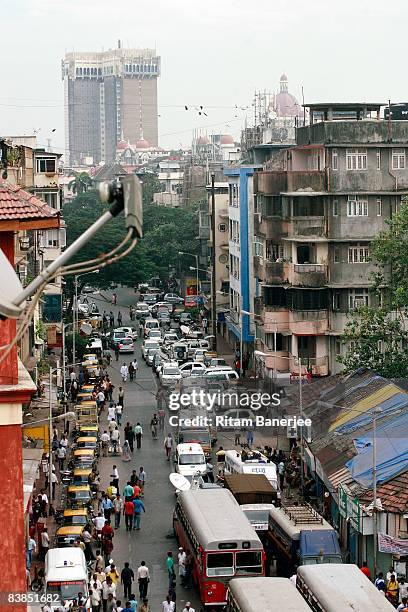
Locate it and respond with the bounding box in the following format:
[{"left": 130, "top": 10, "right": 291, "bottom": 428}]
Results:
[
  {"left": 139, "top": 598, "right": 150, "bottom": 612},
  {"left": 278, "top": 460, "right": 285, "bottom": 490},
  {"left": 132, "top": 358, "right": 138, "bottom": 379},
  {"left": 397, "top": 597, "right": 408, "bottom": 612},
  {"left": 184, "top": 549, "right": 193, "bottom": 589},
  {"left": 400, "top": 578, "right": 408, "bottom": 602},
  {"left": 387, "top": 574, "right": 399, "bottom": 605},
  {"left": 129, "top": 470, "right": 138, "bottom": 486},
  {"left": 111, "top": 427, "right": 121, "bottom": 454},
  {"left": 120, "top": 364, "right": 129, "bottom": 383},
  {"left": 129, "top": 362, "right": 135, "bottom": 382},
  {"left": 107, "top": 563, "right": 120, "bottom": 585},
  {"left": 112, "top": 293, "right": 117, "bottom": 305},
  {"left": 124, "top": 423, "right": 135, "bottom": 453},
  {"left": 97, "top": 389, "right": 106, "bottom": 413},
  {"left": 111, "top": 465, "right": 119, "bottom": 490},
  {"left": 106, "top": 592, "right": 117, "bottom": 612},
  {"left": 178, "top": 547, "right": 186, "bottom": 587},
  {"left": 137, "top": 561, "right": 150, "bottom": 599},
  {"left": 117, "top": 311, "right": 122, "bottom": 326},
  {"left": 115, "top": 403, "right": 123, "bottom": 426},
  {"left": 134, "top": 423, "right": 143, "bottom": 449},
  {"left": 234, "top": 427, "right": 241, "bottom": 446},
  {"left": 150, "top": 414, "right": 158, "bottom": 439},
  {"left": 132, "top": 481, "right": 142, "bottom": 500},
  {"left": 166, "top": 552, "right": 175, "bottom": 582},
  {"left": 129, "top": 594, "right": 137, "bottom": 612},
  {"left": 101, "top": 430, "right": 110, "bottom": 457},
  {"left": 108, "top": 403, "right": 117, "bottom": 422},
  {"left": 182, "top": 603, "right": 195, "bottom": 612},
  {"left": 101, "top": 495, "right": 114, "bottom": 522},
  {"left": 102, "top": 538, "right": 114, "bottom": 569},
  {"left": 138, "top": 467, "right": 146, "bottom": 497},
  {"left": 118, "top": 386, "right": 125, "bottom": 408},
  {"left": 51, "top": 469, "right": 58, "bottom": 500},
  {"left": 90, "top": 581, "right": 102, "bottom": 612},
  {"left": 158, "top": 407, "right": 165, "bottom": 431},
  {"left": 360, "top": 561, "right": 372, "bottom": 580},
  {"left": 123, "top": 481, "right": 134, "bottom": 499},
  {"left": 110, "top": 311, "right": 115, "bottom": 327},
  {"left": 164, "top": 433, "right": 173, "bottom": 461},
  {"left": 133, "top": 497, "right": 145, "bottom": 530},
  {"left": 375, "top": 572, "right": 386, "bottom": 592},
  {"left": 113, "top": 494, "right": 123, "bottom": 529},
  {"left": 122, "top": 440, "right": 131, "bottom": 462},
  {"left": 120, "top": 562, "right": 134, "bottom": 600},
  {"left": 115, "top": 344, "right": 120, "bottom": 362},
  {"left": 162, "top": 595, "right": 175, "bottom": 612},
  {"left": 40, "top": 527, "right": 50, "bottom": 561},
  {"left": 123, "top": 498, "right": 135, "bottom": 532},
  {"left": 26, "top": 535, "right": 37, "bottom": 569},
  {"left": 246, "top": 426, "right": 254, "bottom": 446},
  {"left": 57, "top": 444, "right": 66, "bottom": 471}
]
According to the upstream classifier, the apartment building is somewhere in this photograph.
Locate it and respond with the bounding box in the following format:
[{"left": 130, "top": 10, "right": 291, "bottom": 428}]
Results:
[{"left": 253, "top": 102, "right": 408, "bottom": 377}]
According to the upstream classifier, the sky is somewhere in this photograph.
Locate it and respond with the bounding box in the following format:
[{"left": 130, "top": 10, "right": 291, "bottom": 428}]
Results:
[{"left": 1, "top": 0, "right": 407, "bottom": 155}]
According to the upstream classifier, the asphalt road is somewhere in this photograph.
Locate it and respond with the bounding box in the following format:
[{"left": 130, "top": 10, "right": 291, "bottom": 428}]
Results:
[{"left": 94, "top": 287, "right": 203, "bottom": 611}]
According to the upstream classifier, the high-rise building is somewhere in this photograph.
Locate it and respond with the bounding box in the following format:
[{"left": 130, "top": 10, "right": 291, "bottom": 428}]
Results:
[{"left": 62, "top": 43, "right": 160, "bottom": 165}]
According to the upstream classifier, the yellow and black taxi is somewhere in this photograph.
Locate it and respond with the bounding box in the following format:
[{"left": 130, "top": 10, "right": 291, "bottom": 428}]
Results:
[
  {"left": 66, "top": 484, "right": 92, "bottom": 508},
  {"left": 72, "top": 449, "right": 97, "bottom": 470},
  {"left": 75, "top": 436, "right": 98, "bottom": 453},
  {"left": 62, "top": 508, "right": 91, "bottom": 527},
  {"left": 55, "top": 525, "right": 85, "bottom": 547},
  {"left": 72, "top": 468, "right": 92, "bottom": 486}
]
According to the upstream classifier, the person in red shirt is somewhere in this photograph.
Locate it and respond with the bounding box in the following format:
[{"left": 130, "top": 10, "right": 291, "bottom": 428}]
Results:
[
  {"left": 360, "top": 561, "right": 372, "bottom": 580},
  {"left": 101, "top": 520, "right": 114, "bottom": 543},
  {"left": 123, "top": 499, "right": 134, "bottom": 532},
  {"left": 133, "top": 484, "right": 141, "bottom": 499}
]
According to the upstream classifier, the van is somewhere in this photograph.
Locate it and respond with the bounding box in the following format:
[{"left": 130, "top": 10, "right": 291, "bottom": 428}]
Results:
[
  {"left": 45, "top": 547, "right": 89, "bottom": 607},
  {"left": 143, "top": 318, "right": 160, "bottom": 337},
  {"left": 205, "top": 369, "right": 239, "bottom": 382},
  {"left": 224, "top": 449, "right": 278, "bottom": 489},
  {"left": 175, "top": 443, "right": 207, "bottom": 479}
]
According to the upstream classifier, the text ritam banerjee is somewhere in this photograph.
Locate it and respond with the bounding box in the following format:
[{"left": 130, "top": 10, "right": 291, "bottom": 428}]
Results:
[{"left": 168, "top": 415, "right": 312, "bottom": 428}]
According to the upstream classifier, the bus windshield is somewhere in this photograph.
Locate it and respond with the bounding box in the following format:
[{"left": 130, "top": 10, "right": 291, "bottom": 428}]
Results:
[
  {"left": 207, "top": 552, "right": 234, "bottom": 577},
  {"left": 47, "top": 580, "right": 87, "bottom": 600},
  {"left": 235, "top": 551, "right": 262, "bottom": 575},
  {"left": 180, "top": 430, "right": 210, "bottom": 443},
  {"left": 179, "top": 454, "right": 206, "bottom": 465}
]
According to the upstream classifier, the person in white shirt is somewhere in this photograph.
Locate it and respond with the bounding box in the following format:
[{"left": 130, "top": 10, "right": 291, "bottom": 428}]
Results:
[
  {"left": 111, "top": 427, "right": 120, "bottom": 453},
  {"left": 178, "top": 547, "right": 186, "bottom": 586},
  {"left": 57, "top": 445, "right": 66, "bottom": 470},
  {"left": 40, "top": 528, "right": 50, "bottom": 561},
  {"left": 108, "top": 404, "right": 117, "bottom": 422},
  {"left": 101, "top": 577, "right": 116, "bottom": 607},
  {"left": 93, "top": 513, "right": 106, "bottom": 532},
  {"left": 97, "top": 390, "right": 106, "bottom": 411},
  {"left": 59, "top": 434, "right": 68, "bottom": 450},
  {"left": 137, "top": 561, "right": 150, "bottom": 599},
  {"left": 101, "top": 430, "right": 110, "bottom": 457},
  {"left": 110, "top": 465, "right": 119, "bottom": 489},
  {"left": 162, "top": 595, "right": 175, "bottom": 612},
  {"left": 115, "top": 403, "right": 123, "bottom": 425},
  {"left": 90, "top": 583, "right": 101, "bottom": 609},
  {"left": 108, "top": 420, "right": 118, "bottom": 434},
  {"left": 70, "top": 370, "right": 76, "bottom": 382},
  {"left": 120, "top": 363, "right": 129, "bottom": 382},
  {"left": 182, "top": 604, "right": 195, "bottom": 612}
]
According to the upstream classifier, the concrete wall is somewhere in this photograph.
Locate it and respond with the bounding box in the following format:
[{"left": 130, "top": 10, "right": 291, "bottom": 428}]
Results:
[{"left": 297, "top": 120, "right": 408, "bottom": 146}]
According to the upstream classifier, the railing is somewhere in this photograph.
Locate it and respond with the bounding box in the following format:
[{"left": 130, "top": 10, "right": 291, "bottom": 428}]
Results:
[
  {"left": 291, "top": 309, "right": 328, "bottom": 322},
  {"left": 294, "top": 264, "right": 326, "bottom": 274},
  {"left": 292, "top": 217, "right": 326, "bottom": 237}
]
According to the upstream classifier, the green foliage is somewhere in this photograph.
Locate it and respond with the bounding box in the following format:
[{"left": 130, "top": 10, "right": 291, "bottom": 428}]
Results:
[
  {"left": 139, "top": 172, "right": 164, "bottom": 206},
  {"left": 340, "top": 200, "right": 408, "bottom": 376},
  {"left": 35, "top": 320, "right": 46, "bottom": 341},
  {"left": 68, "top": 171, "right": 94, "bottom": 195},
  {"left": 65, "top": 332, "right": 90, "bottom": 363}
]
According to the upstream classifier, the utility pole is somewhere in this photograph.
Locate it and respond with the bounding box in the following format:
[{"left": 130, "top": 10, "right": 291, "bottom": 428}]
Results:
[
  {"left": 299, "top": 356, "right": 304, "bottom": 495},
  {"left": 210, "top": 173, "right": 217, "bottom": 351},
  {"left": 373, "top": 410, "right": 378, "bottom": 578}
]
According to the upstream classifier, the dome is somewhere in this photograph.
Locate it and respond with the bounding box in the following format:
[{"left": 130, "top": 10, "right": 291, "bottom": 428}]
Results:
[
  {"left": 275, "top": 75, "right": 302, "bottom": 118},
  {"left": 135, "top": 137, "right": 150, "bottom": 149},
  {"left": 220, "top": 134, "right": 234, "bottom": 145},
  {"left": 280, "top": 73, "right": 288, "bottom": 82},
  {"left": 117, "top": 140, "right": 128, "bottom": 150},
  {"left": 197, "top": 135, "right": 210, "bottom": 146}
]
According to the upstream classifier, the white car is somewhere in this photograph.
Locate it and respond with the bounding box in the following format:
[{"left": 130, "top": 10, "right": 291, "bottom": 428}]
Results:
[
  {"left": 164, "top": 293, "right": 184, "bottom": 304},
  {"left": 163, "top": 333, "right": 179, "bottom": 345},
  {"left": 117, "top": 326, "right": 138, "bottom": 341},
  {"left": 118, "top": 337, "right": 135, "bottom": 353},
  {"left": 179, "top": 361, "right": 207, "bottom": 377},
  {"left": 142, "top": 339, "right": 160, "bottom": 360},
  {"left": 147, "top": 329, "right": 162, "bottom": 341},
  {"left": 160, "top": 363, "right": 182, "bottom": 385},
  {"left": 135, "top": 303, "right": 150, "bottom": 318},
  {"left": 205, "top": 369, "right": 239, "bottom": 382}
]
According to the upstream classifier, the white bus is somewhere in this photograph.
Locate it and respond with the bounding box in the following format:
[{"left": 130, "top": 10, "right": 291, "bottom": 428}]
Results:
[
  {"left": 224, "top": 450, "right": 278, "bottom": 489},
  {"left": 297, "top": 564, "right": 395, "bottom": 611},
  {"left": 227, "top": 577, "right": 311, "bottom": 611}
]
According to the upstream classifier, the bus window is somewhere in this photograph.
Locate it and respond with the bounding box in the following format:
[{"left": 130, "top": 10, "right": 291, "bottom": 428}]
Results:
[
  {"left": 207, "top": 553, "right": 234, "bottom": 577},
  {"left": 235, "top": 551, "right": 262, "bottom": 575}
]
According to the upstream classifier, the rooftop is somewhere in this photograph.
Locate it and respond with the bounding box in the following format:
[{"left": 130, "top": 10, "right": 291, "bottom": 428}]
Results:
[{"left": 0, "top": 180, "right": 60, "bottom": 230}]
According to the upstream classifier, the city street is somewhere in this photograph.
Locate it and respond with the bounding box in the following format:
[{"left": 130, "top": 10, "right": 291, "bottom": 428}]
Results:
[{"left": 94, "top": 288, "right": 202, "bottom": 611}]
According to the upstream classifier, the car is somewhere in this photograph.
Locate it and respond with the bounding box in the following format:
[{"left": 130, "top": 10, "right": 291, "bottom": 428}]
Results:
[
  {"left": 164, "top": 293, "right": 184, "bottom": 305},
  {"left": 135, "top": 302, "right": 150, "bottom": 318},
  {"left": 160, "top": 363, "right": 182, "bottom": 385},
  {"left": 111, "top": 329, "right": 128, "bottom": 347},
  {"left": 179, "top": 312, "right": 193, "bottom": 325},
  {"left": 179, "top": 361, "right": 207, "bottom": 377},
  {"left": 81, "top": 285, "right": 94, "bottom": 294},
  {"left": 184, "top": 295, "right": 198, "bottom": 308},
  {"left": 143, "top": 318, "right": 160, "bottom": 337},
  {"left": 144, "top": 293, "right": 158, "bottom": 305},
  {"left": 163, "top": 332, "right": 179, "bottom": 345},
  {"left": 118, "top": 337, "right": 135, "bottom": 353},
  {"left": 206, "top": 357, "right": 228, "bottom": 368},
  {"left": 117, "top": 326, "right": 138, "bottom": 340},
  {"left": 147, "top": 329, "right": 162, "bottom": 341},
  {"left": 146, "top": 347, "right": 160, "bottom": 366},
  {"left": 141, "top": 339, "right": 160, "bottom": 360},
  {"left": 204, "top": 369, "right": 239, "bottom": 382},
  {"left": 193, "top": 348, "right": 206, "bottom": 362},
  {"left": 172, "top": 307, "right": 184, "bottom": 322}
]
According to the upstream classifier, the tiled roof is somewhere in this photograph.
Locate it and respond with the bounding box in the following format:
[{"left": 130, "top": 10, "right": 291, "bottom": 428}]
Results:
[
  {"left": 0, "top": 180, "right": 58, "bottom": 221},
  {"left": 93, "top": 163, "right": 128, "bottom": 181},
  {"left": 359, "top": 471, "right": 408, "bottom": 514}
]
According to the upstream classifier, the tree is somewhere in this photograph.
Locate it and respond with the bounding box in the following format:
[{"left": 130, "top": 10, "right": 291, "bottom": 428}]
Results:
[
  {"left": 340, "top": 199, "right": 408, "bottom": 376},
  {"left": 68, "top": 171, "right": 93, "bottom": 195}
]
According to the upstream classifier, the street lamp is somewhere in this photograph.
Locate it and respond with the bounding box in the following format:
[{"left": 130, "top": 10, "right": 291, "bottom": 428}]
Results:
[
  {"left": 73, "top": 270, "right": 99, "bottom": 368},
  {"left": 178, "top": 251, "right": 199, "bottom": 297}
]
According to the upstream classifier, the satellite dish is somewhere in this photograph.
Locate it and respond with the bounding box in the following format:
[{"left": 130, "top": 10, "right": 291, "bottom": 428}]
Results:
[
  {"left": 80, "top": 322, "right": 93, "bottom": 336},
  {"left": 0, "top": 248, "right": 26, "bottom": 318},
  {"left": 169, "top": 473, "right": 191, "bottom": 492}
]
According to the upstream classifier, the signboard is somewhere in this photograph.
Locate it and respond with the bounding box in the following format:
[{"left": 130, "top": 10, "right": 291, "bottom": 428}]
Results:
[
  {"left": 339, "top": 484, "right": 361, "bottom": 532},
  {"left": 378, "top": 533, "right": 408, "bottom": 556},
  {"left": 47, "top": 326, "right": 57, "bottom": 346}
]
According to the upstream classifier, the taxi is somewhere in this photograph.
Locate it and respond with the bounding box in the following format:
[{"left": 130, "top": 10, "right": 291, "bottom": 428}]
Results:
[
  {"left": 55, "top": 525, "right": 85, "bottom": 547},
  {"left": 66, "top": 485, "right": 92, "bottom": 508},
  {"left": 78, "top": 424, "right": 99, "bottom": 438},
  {"left": 62, "top": 509, "right": 90, "bottom": 527},
  {"left": 75, "top": 402, "right": 98, "bottom": 427},
  {"left": 72, "top": 468, "right": 92, "bottom": 486},
  {"left": 82, "top": 353, "right": 98, "bottom": 363},
  {"left": 75, "top": 436, "right": 98, "bottom": 452},
  {"left": 73, "top": 449, "right": 96, "bottom": 470},
  {"left": 77, "top": 390, "right": 95, "bottom": 403}
]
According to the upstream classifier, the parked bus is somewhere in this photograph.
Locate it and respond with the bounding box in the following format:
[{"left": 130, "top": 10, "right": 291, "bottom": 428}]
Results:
[
  {"left": 227, "top": 577, "right": 311, "bottom": 612},
  {"left": 173, "top": 489, "right": 265, "bottom": 608},
  {"left": 297, "top": 564, "right": 395, "bottom": 611}
]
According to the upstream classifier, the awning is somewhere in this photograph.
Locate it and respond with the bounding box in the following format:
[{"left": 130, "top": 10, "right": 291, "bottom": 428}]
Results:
[
  {"left": 378, "top": 533, "right": 408, "bottom": 556},
  {"left": 23, "top": 448, "right": 44, "bottom": 514}
]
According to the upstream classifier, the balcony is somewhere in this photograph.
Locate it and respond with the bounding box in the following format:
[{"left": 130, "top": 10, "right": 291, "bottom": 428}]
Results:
[
  {"left": 290, "top": 264, "right": 327, "bottom": 287},
  {"left": 199, "top": 226, "right": 210, "bottom": 240},
  {"left": 262, "top": 353, "right": 329, "bottom": 377},
  {"left": 265, "top": 260, "right": 287, "bottom": 285},
  {"left": 253, "top": 255, "right": 264, "bottom": 280},
  {"left": 291, "top": 217, "right": 326, "bottom": 238},
  {"left": 226, "top": 309, "right": 239, "bottom": 325},
  {"left": 255, "top": 170, "right": 326, "bottom": 195},
  {"left": 289, "top": 310, "right": 328, "bottom": 335}
]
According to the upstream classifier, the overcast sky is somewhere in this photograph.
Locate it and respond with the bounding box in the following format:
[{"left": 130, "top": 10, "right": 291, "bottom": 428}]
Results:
[{"left": 1, "top": 0, "right": 406, "bottom": 154}]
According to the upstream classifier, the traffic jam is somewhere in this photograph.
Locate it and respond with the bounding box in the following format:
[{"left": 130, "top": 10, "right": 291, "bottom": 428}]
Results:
[{"left": 35, "top": 283, "right": 397, "bottom": 611}]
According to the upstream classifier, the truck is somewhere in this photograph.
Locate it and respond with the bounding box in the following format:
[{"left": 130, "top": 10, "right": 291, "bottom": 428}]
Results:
[
  {"left": 224, "top": 449, "right": 278, "bottom": 489},
  {"left": 267, "top": 503, "right": 342, "bottom": 576},
  {"left": 224, "top": 474, "right": 278, "bottom": 505}
]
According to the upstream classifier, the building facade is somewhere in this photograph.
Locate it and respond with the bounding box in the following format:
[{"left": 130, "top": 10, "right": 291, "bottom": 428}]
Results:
[
  {"left": 253, "top": 102, "right": 408, "bottom": 378},
  {"left": 62, "top": 45, "right": 160, "bottom": 165}
]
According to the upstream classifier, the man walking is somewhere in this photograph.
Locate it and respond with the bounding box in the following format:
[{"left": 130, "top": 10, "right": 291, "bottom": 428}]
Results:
[
  {"left": 101, "top": 430, "right": 110, "bottom": 457},
  {"left": 121, "top": 562, "right": 134, "bottom": 600},
  {"left": 137, "top": 561, "right": 150, "bottom": 599},
  {"left": 129, "top": 362, "right": 135, "bottom": 382},
  {"left": 124, "top": 423, "right": 135, "bottom": 453},
  {"left": 113, "top": 493, "right": 123, "bottom": 529},
  {"left": 118, "top": 386, "right": 125, "bottom": 408},
  {"left": 134, "top": 423, "right": 143, "bottom": 449},
  {"left": 132, "top": 358, "right": 138, "bottom": 380},
  {"left": 120, "top": 363, "right": 129, "bottom": 383},
  {"left": 138, "top": 467, "right": 146, "bottom": 497},
  {"left": 40, "top": 527, "right": 50, "bottom": 561},
  {"left": 57, "top": 444, "right": 66, "bottom": 471},
  {"left": 111, "top": 465, "right": 119, "bottom": 490},
  {"left": 164, "top": 433, "right": 173, "bottom": 461},
  {"left": 133, "top": 497, "right": 145, "bottom": 530},
  {"left": 123, "top": 498, "right": 134, "bottom": 532}
]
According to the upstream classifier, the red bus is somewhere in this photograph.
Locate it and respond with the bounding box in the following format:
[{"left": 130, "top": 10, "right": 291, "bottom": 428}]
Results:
[{"left": 173, "top": 489, "right": 265, "bottom": 608}]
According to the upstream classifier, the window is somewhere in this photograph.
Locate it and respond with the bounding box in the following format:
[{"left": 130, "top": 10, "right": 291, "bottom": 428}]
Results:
[
  {"left": 267, "top": 243, "right": 284, "bottom": 261},
  {"left": 349, "top": 288, "right": 369, "bottom": 308},
  {"left": 392, "top": 148, "right": 405, "bottom": 170},
  {"left": 332, "top": 292, "right": 341, "bottom": 310},
  {"left": 377, "top": 198, "right": 382, "bottom": 216},
  {"left": 333, "top": 247, "right": 340, "bottom": 263},
  {"left": 335, "top": 339, "right": 342, "bottom": 356},
  {"left": 347, "top": 195, "right": 368, "bottom": 217},
  {"left": 377, "top": 149, "right": 381, "bottom": 170},
  {"left": 346, "top": 148, "right": 367, "bottom": 170},
  {"left": 235, "top": 551, "right": 262, "bottom": 575},
  {"left": 35, "top": 191, "right": 59, "bottom": 209},
  {"left": 36, "top": 158, "right": 56, "bottom": 174},
  {"left": 218, "top": 223, "right": 227, "bottom": 232},
  {"left": 253, "top": 238, "right": 263, "bottom": 257},
  {"left": 43, "top": 230, "right": 59, "bottom": 248},
  {"left": 206, "top": 553, "right": 234, "bottom": 577},
  {"left": 332, "top": 149, "right": 338, "bottom": 171},
  {"left": 348, "top": 245, "right": 370, "bottom": 263},
  {"left": 333, "top": 200, "right": 339, "bottom": 216}
]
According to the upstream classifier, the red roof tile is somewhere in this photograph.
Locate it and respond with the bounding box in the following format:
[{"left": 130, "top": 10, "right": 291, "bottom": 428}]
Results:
[
  {"left": 360, "top": 471, "right": 408, "bottom": 514},
  {"left": 0, "top": 180, "right": 59, "bottom": 221}
]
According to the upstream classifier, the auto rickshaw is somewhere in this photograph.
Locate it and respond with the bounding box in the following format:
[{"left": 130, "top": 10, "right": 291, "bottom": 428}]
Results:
[
  {"left": 85, "top": 365, "right": 99, "bottom": 385},
  {"left": 82, "top": 353, "right": 98, "bottom": 364},
  {"left": 55, "top": 525, "right": 85, "bottom": 547},
  {"left": 77, "top": 390, "right": 95, "bottom": 403},
  {"left": 62, "top": 508, "right": 91, "bottom": 527},
  {"left": 66, "top": 484, "right": 93, "bottom": 509}
]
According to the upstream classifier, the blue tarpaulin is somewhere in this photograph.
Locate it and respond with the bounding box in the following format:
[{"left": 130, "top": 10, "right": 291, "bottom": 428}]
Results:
[
  {"left": 336, "top": 393, "right": 408, "bottom": 435},
  {"left": 346, "top": 412, "right": 408, "bottom": 488}
]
